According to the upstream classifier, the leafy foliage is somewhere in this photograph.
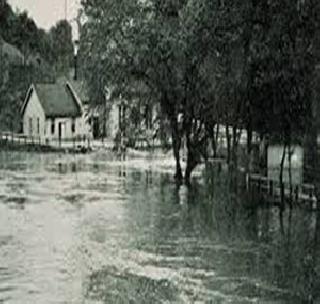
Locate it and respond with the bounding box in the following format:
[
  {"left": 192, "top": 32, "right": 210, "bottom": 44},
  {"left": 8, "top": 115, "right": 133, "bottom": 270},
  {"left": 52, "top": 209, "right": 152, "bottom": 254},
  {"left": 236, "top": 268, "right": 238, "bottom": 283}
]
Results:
[
  {"left": 49, "top": 20, "right": 74, "bottom": 73},
  {"left": 0, "top": 0, "right": 75, "bottom": 131},
  {"left": 81, "top": 0, "right": 319, "bottom": 181}
]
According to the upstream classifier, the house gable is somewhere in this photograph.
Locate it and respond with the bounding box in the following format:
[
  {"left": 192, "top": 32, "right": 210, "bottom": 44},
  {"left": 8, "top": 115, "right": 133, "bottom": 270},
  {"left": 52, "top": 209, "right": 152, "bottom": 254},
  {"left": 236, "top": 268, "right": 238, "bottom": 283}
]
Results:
[
  {"left": 66, "top": 82, "right": 84, "bottom": 114},
  {"left": 21, "top": 85, "right": 45, "bottom": 117},
  {"left": 22, "top": 85, "right": 46, "bottom": 137}
]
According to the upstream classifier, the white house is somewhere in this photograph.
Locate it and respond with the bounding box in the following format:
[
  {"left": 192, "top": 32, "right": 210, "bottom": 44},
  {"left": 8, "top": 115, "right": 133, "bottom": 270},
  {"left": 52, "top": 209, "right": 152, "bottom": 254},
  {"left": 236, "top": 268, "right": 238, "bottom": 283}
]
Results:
[
  {"left": 67, "top": 78, "right": 109, "bottom": 139},
  {"left": 21, "top": 82, "right": 89, "bottom": 143}
]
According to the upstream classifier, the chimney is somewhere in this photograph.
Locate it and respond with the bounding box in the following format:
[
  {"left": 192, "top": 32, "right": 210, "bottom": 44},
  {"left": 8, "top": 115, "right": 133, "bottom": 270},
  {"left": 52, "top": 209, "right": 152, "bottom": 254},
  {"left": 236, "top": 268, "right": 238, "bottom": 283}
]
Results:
[{"left": 73, "top": 40, "right": 79, "bottom": 81}]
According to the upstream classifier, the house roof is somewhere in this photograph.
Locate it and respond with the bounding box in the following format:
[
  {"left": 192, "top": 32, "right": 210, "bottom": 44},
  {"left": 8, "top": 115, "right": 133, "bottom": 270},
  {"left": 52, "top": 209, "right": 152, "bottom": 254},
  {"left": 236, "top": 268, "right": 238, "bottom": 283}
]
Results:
[
  {"left": 56, "top": 75, "right": 90, "bottom": 104},
  {"left": 22, "top": 83, "right": 83, "bottom": 118},
  {"left": 68, "top": 79, "right": 90, "bottom": 103}
]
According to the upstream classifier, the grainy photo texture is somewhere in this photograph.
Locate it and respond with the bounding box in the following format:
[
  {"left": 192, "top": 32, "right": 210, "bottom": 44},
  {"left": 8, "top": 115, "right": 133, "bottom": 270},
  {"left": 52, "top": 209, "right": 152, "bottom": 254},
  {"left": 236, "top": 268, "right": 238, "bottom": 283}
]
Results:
[{"left": 1, "top": 0, "right": 320, "bottom": 303}]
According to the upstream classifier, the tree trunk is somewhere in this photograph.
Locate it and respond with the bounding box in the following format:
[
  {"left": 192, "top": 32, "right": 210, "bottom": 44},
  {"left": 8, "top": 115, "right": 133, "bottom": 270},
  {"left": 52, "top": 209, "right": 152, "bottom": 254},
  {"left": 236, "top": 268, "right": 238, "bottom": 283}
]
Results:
[
  {"left": 103, "top": 103, "right": 108, "bottom": 139},
  {"left": 226, "top": 123, "right": 231, "bottom": 165},
  {"left": 203, "top": 123, "right": 211, "bottom": 162},
  {"left": 308, "top": 210, "right": 320, "bottom": 301},
  {"left": 288, "top": 141, "right": 293, "bottom": 208},
  {"left": 246, "top": 123, "right": 253, "bottom": 172},
  {"left": 185, "top": 134, "right": 199, "bottom": 186},
  {"left": 231, "top": 125, "right": 239, "bottom": 169},
  {"left": 185, "top": 151, "right": 194, "bottom": 186},
  {"left": 215, "top": 123, "right": 220, "bottom": 157},
  {"left": 212, "top": 123, "right": 220, "bottom": 158},
  {"left": 184, "top": 119, "right": 197, "bottom": 186},
  {"left": 279, "top": 144, "right": 287, "bottom": 211},
  {"left": 171, "top": 117, "right": 183, "bottom": 183},
  {"left": 306, "top": 119, "right": 319, "bottom": 208},
  {"left": 211, "top": 130, "right": 217, "bottom": 158}
]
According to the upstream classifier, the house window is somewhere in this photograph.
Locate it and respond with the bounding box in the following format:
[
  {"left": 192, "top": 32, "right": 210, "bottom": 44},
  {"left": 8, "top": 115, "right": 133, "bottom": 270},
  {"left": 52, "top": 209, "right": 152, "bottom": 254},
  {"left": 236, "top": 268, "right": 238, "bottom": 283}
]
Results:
[
  {"left": 29, "top": 117, "right": 33, "bottom": 135},
  {"left": 37, "top": 118, "right": 40, "bottom": 134},
  {"left": 51, "top": 119, "right": 55, "bottom": 135},
  {"left": 71, "top": 118, "right": 76, "bottom": 133}
]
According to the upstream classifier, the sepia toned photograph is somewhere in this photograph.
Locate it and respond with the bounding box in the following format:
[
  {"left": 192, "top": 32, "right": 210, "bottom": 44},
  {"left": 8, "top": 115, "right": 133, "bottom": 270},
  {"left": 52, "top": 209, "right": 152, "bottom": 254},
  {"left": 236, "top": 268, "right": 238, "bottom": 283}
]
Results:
[{"left": 1, "top": 0, "right": 320, "bottom": 303}]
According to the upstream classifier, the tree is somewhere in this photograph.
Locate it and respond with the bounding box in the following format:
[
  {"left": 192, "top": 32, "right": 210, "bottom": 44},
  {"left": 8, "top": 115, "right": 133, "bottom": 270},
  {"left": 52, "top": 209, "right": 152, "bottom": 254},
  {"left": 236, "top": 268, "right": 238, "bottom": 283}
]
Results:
[
  {"left": 49, "top": 20, "right": 74, "bottom": 75},
  {"left": 81, "top": 0, "right": 319, "bottom": 187},
  {"left": 239, "top": 0, "right": 318, "bottom": 208},
  {"left": 81, "top": 0, "right": 184, "bottom": 180}
]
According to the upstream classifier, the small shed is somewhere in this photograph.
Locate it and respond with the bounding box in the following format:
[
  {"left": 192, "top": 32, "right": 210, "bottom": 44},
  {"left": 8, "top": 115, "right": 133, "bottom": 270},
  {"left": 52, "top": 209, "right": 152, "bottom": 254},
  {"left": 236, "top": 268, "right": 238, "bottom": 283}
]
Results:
[{"left": 267, "top": 145, "right": 304, "bottom": 184}]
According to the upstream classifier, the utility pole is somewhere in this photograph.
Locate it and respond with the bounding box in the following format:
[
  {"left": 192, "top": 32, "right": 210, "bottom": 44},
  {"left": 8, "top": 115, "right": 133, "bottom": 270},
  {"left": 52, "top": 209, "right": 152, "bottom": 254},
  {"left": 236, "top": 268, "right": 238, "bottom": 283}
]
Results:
[
  {"left": 0, "top": 38, "right": 2, "bottom": 86},
  {"left": 74, "top": 8, "right": 83, "bottom": 41},
  {"left": 65, "top": 0, "right": 68, "bottom": 20},
  {"left": 73, "top": 9, "right": 83, "bottom": 81}
]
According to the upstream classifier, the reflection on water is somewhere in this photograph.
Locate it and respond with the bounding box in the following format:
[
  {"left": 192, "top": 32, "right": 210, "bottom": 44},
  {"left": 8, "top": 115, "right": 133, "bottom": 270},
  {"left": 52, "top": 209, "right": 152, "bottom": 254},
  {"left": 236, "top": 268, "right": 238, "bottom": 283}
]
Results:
[{"left": 0, "top": 151, "right": 319, "bottom": 303}]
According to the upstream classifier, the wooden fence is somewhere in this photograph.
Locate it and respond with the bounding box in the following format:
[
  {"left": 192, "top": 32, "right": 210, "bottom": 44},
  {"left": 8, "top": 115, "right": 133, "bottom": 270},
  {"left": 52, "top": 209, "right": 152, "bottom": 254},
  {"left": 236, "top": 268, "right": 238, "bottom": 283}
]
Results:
[
  {"left": 247, "top": 173, "right": 317, "bottom": 206},
  {"left": 0, "top": 132, "right": 91, "bottom": 152}
]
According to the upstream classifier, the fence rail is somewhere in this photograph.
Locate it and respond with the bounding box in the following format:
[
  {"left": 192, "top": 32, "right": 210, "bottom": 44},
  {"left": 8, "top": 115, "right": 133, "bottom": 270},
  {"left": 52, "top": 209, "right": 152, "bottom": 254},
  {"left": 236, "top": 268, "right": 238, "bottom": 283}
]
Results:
[
  {"left": 0, "top": 132, "right": 91, "bottom": 152},
  {"left": 247, "top": 173, "right": 317, "bottom": 206}
]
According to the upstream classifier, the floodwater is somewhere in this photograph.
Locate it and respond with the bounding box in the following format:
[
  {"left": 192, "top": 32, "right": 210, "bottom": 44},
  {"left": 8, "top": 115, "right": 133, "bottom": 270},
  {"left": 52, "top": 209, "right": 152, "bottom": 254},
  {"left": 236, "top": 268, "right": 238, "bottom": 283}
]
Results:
[{"left": 0, "top": 151, "right": 319, "bottom": 303}]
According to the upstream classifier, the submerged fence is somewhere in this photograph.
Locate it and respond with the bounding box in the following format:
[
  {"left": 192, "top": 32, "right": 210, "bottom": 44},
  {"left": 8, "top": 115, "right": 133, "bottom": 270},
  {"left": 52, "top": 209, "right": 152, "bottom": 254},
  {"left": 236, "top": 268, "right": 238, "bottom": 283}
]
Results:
[
  {"left": 247, "top": 172, "right": 317, "bottom": 208},
  {"left": 0, "top": 132, "right": 91, "bottom": 152}
]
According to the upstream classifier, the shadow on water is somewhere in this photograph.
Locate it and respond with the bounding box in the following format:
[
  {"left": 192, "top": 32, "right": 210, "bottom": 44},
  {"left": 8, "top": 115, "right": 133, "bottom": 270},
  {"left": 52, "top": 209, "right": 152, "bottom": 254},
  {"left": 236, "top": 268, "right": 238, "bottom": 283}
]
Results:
[
  {"left": 200, "top": 166, "right": 320, "bottom": 303},
  {"left": 159, "top": 167, "right": 319, "bottom": 301}
]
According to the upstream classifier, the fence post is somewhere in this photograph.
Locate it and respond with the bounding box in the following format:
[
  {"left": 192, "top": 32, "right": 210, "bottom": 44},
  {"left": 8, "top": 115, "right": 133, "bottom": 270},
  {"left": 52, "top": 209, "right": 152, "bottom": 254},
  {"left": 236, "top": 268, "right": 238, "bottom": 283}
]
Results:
[
  {"left": 246, "top": 173, "right": 250, "bottom": 190},
  {"left": 280, "top": 182, "right": 285, "bottom": 201},
  {"left": 269, "top": 180, "right": 273, "bottom": 196},
  {"left": 295, "top": 185, "right": 299, "bottom": 202},
  {"left": 218, "top": 162, "right": 222, "bottom": 173},
  {"left": 258, "top": 178, "right": 262, "bottom": 193},
  {"left": 309, "top": 188, "right": 314, "bottom": 209}
]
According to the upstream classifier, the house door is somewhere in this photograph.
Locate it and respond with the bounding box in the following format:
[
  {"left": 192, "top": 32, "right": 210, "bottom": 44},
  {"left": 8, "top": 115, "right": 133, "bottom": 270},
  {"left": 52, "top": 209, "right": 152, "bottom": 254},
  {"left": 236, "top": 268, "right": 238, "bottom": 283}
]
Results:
[
  {"left": 93, "top": 117, "right": 100, "bottom": 139},
  {"left": 58, "top": 122, "right": 65, "bottom": 140}
]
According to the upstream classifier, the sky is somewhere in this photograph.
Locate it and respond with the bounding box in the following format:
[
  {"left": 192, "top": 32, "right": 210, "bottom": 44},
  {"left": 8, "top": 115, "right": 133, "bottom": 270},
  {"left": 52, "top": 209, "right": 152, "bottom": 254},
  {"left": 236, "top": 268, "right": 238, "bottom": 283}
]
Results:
[{"left": 7, "top": 0, "right": 81, "bottom": 38}]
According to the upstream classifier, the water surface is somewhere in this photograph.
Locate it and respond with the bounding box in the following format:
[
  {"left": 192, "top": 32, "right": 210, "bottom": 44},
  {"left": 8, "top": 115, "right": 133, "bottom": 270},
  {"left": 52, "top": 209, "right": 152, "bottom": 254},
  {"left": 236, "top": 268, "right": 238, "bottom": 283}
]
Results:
[{"left": 0, "top": 151, "right": 319, "bottom": 303}]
